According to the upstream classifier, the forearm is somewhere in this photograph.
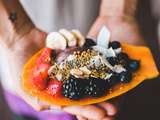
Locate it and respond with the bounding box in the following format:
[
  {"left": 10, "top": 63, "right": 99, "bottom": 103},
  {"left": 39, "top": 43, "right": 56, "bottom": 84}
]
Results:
[
  {"left": 100, "top": 0, "right": 138, "bottom": 17},
  {"left": 0, "top": 0, "right": 33, "bottom": 38}
]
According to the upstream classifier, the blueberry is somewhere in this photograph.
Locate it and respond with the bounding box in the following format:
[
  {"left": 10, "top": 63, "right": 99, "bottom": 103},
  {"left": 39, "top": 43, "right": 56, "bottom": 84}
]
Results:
[
  {"left": 107, "top": 74, "right": 120, "bottom": 87},
  {"left": 117, "top": 52, "right": 129, "bottom": 66},
  {"left": 117, "top": 52, "right": 129, "bottom": 61},
  {"left": 119, "top": 71, "right": 132, "bottom": 83},
  {"left": 109, "top": 41, "right": 121, "bottom": 49},
  {"left": 107, "top": 57, "right": 118, "bottom": 66},
  {"left": 83, "top": 38, "right": 96, "bottom": 48},
  {"left": 128, "top": 60, "right": 140, "bottom": 71}
]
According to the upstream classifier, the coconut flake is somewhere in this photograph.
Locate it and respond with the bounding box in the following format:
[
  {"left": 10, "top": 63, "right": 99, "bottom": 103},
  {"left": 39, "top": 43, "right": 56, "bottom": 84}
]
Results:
[
  {"left": 93, "top": 46, "right": 116, "bottom": 58},
  {"left": 112, "top": 65, "right": 126, "bottom": 73},
  {"left": 104, "top": 73, "right": 112, "bottom": 79},
  {"left": 114, "top": 48, "right": 122, "bottom": 54},
  {"left": 56, "top": 73, "right": 62, "bottom": 81},
  {"left": 97, "top": 26, "right": 111, "bottom": 48},
  {"left": 67, "top": 54, "right": 75, "bottom": 61},
  {"left": 90, "top": 54, "right": 113, "bottom": 69}
]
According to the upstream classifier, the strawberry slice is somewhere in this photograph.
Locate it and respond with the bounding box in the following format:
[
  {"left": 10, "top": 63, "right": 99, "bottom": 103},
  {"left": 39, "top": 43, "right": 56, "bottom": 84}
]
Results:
[
  {"left": 36, "top": 48, "right": 52, "bottom": 64},
  {"left": 47, "top": 79, "right": 63, "bottom": 97},
  {"left": 33, "top": 63, "right": 50, "bottom": 90}
]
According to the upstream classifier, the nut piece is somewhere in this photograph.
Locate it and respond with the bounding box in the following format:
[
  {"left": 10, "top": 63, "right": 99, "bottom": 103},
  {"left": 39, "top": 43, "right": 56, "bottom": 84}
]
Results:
[
  {"left": 70, "top": 69, "right": 83, "bottom": 76},
  {"left": 46, "top": 32, "right": 67, "bottom": 50},
  {"left": 80, "top": 66, "right": 91, "bottom": 75},
  {"left": 48, "top": 65, "right": 55, "bottom": 75},
  {"left": 56, "top": 73, "right": 63, "bottom": 81},
  {"left": 59, "top": 29, "right": 77, "bottom": 47},
  {"left": 71, "top": 29, "right": 85, "bottom": 47}
]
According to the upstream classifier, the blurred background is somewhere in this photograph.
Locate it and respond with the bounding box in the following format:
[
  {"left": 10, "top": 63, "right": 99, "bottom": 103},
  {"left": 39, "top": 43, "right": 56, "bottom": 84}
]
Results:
[{"left": 0, "top": 0, "right": 160, "bottom": 120}]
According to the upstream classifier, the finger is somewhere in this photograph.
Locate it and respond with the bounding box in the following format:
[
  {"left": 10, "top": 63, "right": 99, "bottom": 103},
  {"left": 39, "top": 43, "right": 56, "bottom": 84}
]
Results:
[
  {"left": 102, "top": 116, "right": 114, "bottom": 120},
  {"left": 49, "top": 105, "right": 62, "bottom": 110},
  {"left": 98, "top": 102, "right": 117, "bottom": 116},
  {"left": 17, "top": 90, "right": 50, "bottom": 111},
  {"left": 32, "top": 29, "right": 47, "bottom": 49},
  {"left": 87, "top": 17, "right": 106, "bottom": 38},
  {"left": 76, "top": 115, "right": 87, "bottom": 120},
  {"left": 63, "top": 105, "right": 106, "bottom": 120}
]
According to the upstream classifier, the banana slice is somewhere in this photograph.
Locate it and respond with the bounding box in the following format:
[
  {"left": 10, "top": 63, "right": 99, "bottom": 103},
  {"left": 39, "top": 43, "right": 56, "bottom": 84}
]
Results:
[
  {"left": 46, "top": 32, "right": 67, "bottom": 50},
  {"left": 71, "top": 29, "right": 85, "bottom": 47},
  {"left": 59, "top": 29, "right": 77, "bottom": 47}
]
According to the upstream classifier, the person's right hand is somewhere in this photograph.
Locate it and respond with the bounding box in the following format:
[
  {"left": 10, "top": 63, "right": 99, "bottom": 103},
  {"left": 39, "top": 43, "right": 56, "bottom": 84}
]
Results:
[{"left": 88, "top": 15, "right": 146, "bottom": 46}]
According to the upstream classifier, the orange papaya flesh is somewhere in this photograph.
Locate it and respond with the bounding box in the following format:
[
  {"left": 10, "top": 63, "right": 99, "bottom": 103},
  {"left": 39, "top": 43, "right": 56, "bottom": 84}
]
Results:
[{"left": 22, "top": 43, "right": 159, "bottom": 106}]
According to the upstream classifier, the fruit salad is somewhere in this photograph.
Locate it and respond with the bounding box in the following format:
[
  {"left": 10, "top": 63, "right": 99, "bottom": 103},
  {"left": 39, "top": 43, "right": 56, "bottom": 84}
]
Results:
[
  {"left": 33, "top": 27, "right": 140, "bottom": 100},
  {"left": 22, "top": 26, "right": 158, "bottom": 106}
]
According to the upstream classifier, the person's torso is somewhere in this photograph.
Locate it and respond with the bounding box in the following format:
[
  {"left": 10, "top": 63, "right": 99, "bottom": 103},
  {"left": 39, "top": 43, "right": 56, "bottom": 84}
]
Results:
[{"left": 20, "top": 0, "right": 100, "bottom": 35}]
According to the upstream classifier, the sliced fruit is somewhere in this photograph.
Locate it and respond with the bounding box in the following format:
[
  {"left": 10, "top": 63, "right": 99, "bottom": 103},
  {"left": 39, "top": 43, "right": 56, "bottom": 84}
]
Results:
[
  {"left": 32, "top": 63, "right": 50, "bottom": 90},
  {"left": 47, "top": 79, "right": 63, "bottom": 97},
  {"left": 36, "top": 48, "right": 51, "bottom": 64},
  {"left": 59, "top": 29, "right": 77, "bottom": 47},
  {"left": 71, "top": 29, "right": 85, "bottom": 47},
  {"left": 22, "top": 44, "right": 159, "bottom": 106},
  {"left": 46, "top": 32, "right": 67, "bottom": 50}
]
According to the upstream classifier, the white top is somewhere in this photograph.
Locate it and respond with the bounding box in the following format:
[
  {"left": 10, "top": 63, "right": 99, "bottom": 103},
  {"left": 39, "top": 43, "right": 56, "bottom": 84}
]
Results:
[{"left": 20, "top": 0, "right": 100, "bottom": 35}]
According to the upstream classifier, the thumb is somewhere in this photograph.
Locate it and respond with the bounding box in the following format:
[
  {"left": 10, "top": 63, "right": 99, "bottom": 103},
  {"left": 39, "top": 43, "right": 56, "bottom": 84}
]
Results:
[{"left": 87, "top": 17, "right": 108, "bottom": 39}]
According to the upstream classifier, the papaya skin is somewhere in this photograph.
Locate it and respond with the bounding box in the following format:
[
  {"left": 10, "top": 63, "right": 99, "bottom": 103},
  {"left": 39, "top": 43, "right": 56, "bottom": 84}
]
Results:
[{"left": 22, "top": 43, "right": 159, "bottom": 106}]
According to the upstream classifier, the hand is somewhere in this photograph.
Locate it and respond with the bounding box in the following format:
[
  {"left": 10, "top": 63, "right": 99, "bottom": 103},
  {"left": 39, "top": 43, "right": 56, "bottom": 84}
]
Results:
[
  {"left": 0, "top": 2, "right": 117, "bottom": 120},
  {"left": 76, "top": 15, "right": 147, "bottom": 120},
  {"left": 0, "top": 20, "right": 117, "bottom": 120},
  {"left": 88, "top": 16, "right": 146, "bottom": 46}
]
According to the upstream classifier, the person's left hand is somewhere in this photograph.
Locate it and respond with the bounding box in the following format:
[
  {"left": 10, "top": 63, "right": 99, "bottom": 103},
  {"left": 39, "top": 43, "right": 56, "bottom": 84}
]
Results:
[
  {"left": 0, "top": 23, "right": 118, "bottom": 120},
  {"left": 0, "top": 1, "right": 118, "bottom": 120}
]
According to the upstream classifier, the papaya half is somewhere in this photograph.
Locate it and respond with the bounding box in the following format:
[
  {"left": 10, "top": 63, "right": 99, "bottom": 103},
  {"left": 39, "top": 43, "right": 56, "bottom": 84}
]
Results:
[{"left": 22, "top": 43, "right": 159, "bottom": 106}]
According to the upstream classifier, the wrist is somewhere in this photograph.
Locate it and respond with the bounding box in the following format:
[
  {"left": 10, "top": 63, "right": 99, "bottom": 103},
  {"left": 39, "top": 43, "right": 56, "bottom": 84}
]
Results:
[
  {"left": 100, "top": 0, "right": 137, "bottom": 17},
  {"left": 0, "top": 0, "right": 33, "bottom": 38}
]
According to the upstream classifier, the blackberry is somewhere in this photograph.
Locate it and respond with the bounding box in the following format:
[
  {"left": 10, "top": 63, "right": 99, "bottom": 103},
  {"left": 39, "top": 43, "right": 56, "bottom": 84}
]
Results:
[
  {"left": 85, "top": 77, "right": 109, "bottom": 97},
  {"left": 62, "top": 76, "right": 85, "bottom": 100},
  {"left": 107, "top": 57, "right": 118, "bottom": 66},
  {"left": 109, "top": 41, "right": 121, "bottom": 49},
  {"left": 128, "top": 60, "right": 140, "bottom": 71},
  {"left": 117, "top": 52, "right": 129, "bottom": 62},
  {"left": 83, "top": 38, "right": 96, "bottom": 48},
  {"left": 117, "top": 52, "right": 129, "bottom": 67},
  {"left": 107, "top": 74, "right": 120, "bottom": 87},
  {"left": 119, "top": 71, "right": 132, "bottom": 83}
]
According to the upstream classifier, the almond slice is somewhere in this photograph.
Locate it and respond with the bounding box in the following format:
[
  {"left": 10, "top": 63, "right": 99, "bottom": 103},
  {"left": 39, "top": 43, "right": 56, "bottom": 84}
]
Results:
[
  {"left": 46, "top": 32, "right": 67, "bottom": 50},
  {"left": 79, "top": 66, "right": 91, "bottom": 75},
  {"left": 70, "top": 69, "right": 83, "bottom": 76},
  {"left": 71, "top": 29, "right": 85, "bottom": 47},
  {"left": 59, "top": 29, "right": 77, "bottom": 47}
]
